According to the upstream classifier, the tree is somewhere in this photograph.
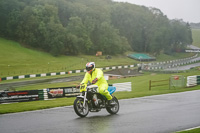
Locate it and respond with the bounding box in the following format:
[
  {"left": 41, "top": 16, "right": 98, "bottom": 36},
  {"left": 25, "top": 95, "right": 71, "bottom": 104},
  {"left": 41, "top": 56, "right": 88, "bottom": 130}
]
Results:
[
  {"left": 66, "top": 16, "right": 92, "bottom": 54},
  {"left": 0, "top": 0, "right": 193, "bottom": 56}
]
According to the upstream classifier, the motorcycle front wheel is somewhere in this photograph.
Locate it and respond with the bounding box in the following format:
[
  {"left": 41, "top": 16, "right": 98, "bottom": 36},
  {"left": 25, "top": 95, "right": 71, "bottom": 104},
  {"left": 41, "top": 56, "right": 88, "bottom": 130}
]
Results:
[
  {"left": 106, "top": 96, "right": 119, "bottom": 114},
  {"left": 73, "top": 98, "right": 89, "bottom": 117}
]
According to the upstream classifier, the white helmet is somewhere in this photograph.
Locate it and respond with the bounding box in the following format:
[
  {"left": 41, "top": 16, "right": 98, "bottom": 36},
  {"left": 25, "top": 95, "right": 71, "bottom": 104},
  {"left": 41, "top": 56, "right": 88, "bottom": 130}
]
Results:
[{"left": 86, "top": 62, "right": 95, "bottom": 72}]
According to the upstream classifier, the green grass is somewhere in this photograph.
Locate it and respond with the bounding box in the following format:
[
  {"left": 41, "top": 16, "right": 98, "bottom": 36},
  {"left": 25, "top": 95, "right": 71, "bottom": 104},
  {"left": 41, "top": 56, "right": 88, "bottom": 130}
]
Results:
[
  {"left": 177, "top": 128, "right": 200, "bottom": 133},
  {"left": 0, "top": 38, "right": 137, "bottom": 77},
  {"left": 0, "top": 97, "right": 75, "bottom": 114},
  {"left": 192, "top": 29, "right": 200, "bottom": 47},
  {"left": 0, "top": 37, "right": 196, "bottom": 78}
]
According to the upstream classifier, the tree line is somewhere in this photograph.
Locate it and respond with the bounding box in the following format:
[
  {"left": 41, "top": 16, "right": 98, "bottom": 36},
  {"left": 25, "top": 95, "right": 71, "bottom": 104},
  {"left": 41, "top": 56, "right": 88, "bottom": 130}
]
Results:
[
  {"left": 190, "top": 22, "right": 200, "bottom": 29},
  {"left": 0, "top": 0, "right": 193, "bottom": 56}
]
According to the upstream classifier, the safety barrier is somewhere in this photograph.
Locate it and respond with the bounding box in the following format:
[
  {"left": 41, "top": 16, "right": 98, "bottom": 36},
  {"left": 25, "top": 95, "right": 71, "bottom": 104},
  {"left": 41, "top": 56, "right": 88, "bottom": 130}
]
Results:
[
  {"left": 144, "top": 54, "right": 200, "bottom": 70},
  {"left": 0, "top": 86, "right": 80, "bottom": 103},
  {"left": 37, "top": 82, "right": 132, "bottom": 101},
  {"left": 0, "top": 90, "right": 39, "bottom": 103},
  {"left": 112, "top": 82, "right": 132, "bottom": 92},
  {"left": 0, "top": 65, "right": 135, "bottom": 81},
  {"left": 187, "top": 75, "right": 200, "bottom": 87}
]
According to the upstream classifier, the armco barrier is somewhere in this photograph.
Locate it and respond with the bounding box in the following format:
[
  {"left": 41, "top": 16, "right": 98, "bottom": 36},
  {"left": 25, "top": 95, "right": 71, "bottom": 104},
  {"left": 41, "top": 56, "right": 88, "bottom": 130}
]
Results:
[
  {"left": 0, "top": 65, "right": 135, "bottom": 81},
  {"left": 187, "top": 75, "right": 200, "bottom": 87},
  {"left": 144, "top": 54, "right": 200, "bottom": 70}
]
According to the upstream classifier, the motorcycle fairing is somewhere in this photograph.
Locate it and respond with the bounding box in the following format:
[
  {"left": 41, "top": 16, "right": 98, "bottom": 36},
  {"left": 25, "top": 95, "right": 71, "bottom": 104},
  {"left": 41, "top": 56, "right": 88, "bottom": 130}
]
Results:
[{"left": 108, "top": 86, "right": 116, "bottom": 94}]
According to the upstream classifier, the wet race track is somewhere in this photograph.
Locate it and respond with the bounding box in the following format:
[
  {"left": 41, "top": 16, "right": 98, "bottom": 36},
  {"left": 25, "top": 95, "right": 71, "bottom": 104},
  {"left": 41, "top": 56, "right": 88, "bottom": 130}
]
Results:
[{"left": 1, "top": 90, "right": 200, "bottom": 133}]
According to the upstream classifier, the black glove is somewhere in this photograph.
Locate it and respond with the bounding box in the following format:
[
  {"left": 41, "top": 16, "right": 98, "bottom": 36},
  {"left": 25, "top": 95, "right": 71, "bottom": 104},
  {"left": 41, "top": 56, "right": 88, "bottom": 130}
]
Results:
[
  {"left": 76, "top": 84, "right": 80, "bottom": 89},
  {"left": 92, "top": 78, "right": 98, "bottom": 84},
  {"left": 76, "top": 83, "right": 85, "bottom": 89}
]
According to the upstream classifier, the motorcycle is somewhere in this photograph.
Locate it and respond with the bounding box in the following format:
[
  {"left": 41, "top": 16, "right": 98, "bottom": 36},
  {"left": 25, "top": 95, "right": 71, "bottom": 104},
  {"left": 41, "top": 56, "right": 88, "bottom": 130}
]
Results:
[{"left": 73, "top": 84, "right": 119, "bottom": 117}]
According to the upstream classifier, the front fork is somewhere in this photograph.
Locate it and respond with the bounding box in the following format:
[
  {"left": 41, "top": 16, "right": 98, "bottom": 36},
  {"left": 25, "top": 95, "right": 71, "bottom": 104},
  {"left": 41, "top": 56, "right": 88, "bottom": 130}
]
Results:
[
  {"left": 77, "top": 92, "right": 87, "bottom": 107},
  {"left": 82, "top": 91, "right": 87, "bottom": 107}
]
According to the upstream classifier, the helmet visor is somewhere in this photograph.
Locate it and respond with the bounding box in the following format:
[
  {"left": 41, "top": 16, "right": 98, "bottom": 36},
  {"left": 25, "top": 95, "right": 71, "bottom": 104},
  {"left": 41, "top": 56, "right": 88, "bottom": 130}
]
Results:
[{"left": 86, "top": 66, "right": 93, "bottom": 71}]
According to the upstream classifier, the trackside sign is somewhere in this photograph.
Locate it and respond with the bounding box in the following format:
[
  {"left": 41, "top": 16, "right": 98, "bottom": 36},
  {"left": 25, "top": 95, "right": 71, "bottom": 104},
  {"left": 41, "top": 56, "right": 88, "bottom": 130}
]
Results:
[{"left": 0, "top": 90, "right": 39, "bottom": 103}]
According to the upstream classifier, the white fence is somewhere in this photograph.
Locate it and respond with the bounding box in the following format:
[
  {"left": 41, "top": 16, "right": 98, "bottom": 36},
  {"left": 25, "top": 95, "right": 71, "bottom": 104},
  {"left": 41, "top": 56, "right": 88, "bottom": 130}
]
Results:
[
  {"left": 187, "top": 75, "right": 200, "bottom": 87},
  {"left": 113, "top": 82, "right": 132, "bottom": 92}
]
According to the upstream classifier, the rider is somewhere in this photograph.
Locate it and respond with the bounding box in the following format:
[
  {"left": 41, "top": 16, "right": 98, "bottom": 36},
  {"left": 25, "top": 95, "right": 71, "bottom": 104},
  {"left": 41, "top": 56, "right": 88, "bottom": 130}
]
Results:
[{"left": 77, "top": 62, "right": 113, "bottom": 105}]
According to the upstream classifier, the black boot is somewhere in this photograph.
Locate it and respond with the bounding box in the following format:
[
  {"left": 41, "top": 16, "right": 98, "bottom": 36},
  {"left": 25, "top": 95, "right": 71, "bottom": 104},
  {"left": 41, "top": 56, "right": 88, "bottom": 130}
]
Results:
[{"left": 108, "top": 100, "right": 115, "bottom": 107}]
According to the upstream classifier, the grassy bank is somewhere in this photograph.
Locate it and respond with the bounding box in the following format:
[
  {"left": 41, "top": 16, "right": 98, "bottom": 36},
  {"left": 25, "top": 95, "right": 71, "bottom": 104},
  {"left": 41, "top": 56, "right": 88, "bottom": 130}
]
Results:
[
  {"left": 0, "top": 37, "right": 195, "bottom": 78},
  {"left": 192, "top": 29, "right": 200, "bottom": 47},
  {"left": 0, "top": 38, "right": 136, "bottom": 77}
]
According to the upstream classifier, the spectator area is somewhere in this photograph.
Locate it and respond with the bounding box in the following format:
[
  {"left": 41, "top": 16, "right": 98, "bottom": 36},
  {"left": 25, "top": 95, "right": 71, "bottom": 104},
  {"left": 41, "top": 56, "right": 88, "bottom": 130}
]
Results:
[{"left": 128, "top": 53, "right": 156, "bottom": 61}]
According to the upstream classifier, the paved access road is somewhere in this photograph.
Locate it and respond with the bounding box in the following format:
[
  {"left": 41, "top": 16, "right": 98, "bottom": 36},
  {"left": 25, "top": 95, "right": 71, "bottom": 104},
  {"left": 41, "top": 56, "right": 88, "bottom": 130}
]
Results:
[{"left": 1, "top": 90, "right": 200, "bottom": 133}]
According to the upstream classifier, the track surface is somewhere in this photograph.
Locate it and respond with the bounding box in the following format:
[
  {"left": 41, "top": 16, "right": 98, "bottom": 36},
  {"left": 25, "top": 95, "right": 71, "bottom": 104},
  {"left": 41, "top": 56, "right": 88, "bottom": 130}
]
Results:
[{"left": 1, "top": 90, "right": 200, "bottom": 133}]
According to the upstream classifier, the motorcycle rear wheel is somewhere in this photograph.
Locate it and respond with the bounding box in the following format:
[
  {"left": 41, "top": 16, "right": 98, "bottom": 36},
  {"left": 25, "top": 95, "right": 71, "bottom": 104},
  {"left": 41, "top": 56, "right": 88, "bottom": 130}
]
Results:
[
  {"left": 106, "top": 96, "right": 119, "bottom": 114},
  {"left": 74, "top": 98, "right": 89, "bottom": 117}
]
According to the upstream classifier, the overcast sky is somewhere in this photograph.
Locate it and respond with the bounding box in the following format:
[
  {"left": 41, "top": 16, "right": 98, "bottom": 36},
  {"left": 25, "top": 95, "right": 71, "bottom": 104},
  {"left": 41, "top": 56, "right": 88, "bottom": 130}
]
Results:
[{"left": 113, "top": 0, "right": 200, "bottom": 23}]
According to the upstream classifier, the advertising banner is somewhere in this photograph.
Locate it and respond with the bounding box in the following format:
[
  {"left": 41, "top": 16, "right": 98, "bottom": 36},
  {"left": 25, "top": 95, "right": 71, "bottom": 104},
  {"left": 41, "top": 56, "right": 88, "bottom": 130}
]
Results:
[
  {"left": 64, "top": 87, "right": 80, "bottom": 97},
  {"left": 0, "top": 90, "right": 39, "bottom": 103},
  {"left": 47, "top": 87, "right": 80, "bottom": 98},
  {"left": 47, "top": 88, "right": 64, "bottom": 98},
  {"left": 0, "top": 86, "right": 80, "bottom": 103}
]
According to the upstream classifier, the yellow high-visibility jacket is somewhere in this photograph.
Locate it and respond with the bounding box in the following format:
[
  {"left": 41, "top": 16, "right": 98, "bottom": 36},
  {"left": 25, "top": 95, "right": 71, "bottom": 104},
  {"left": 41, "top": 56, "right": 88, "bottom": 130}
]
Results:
[{"left": 80, "top": 68, "right": 108, "bottom": 92}]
